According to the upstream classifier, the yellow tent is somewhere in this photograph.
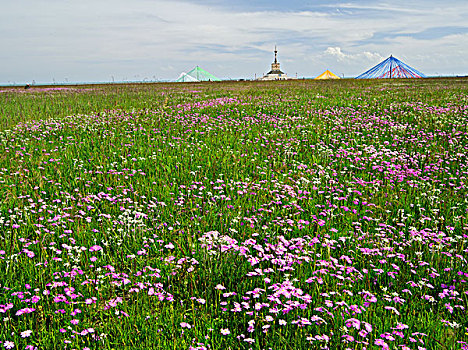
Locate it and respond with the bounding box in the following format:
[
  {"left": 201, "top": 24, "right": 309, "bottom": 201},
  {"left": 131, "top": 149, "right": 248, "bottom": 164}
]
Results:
[{"left": 315, "top": 70, "right": 340, "bottom": 80}]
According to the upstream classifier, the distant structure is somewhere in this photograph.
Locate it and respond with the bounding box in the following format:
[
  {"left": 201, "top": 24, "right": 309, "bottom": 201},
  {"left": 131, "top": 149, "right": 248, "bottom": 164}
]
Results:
[
  {"left": 175, "top": 66, "right": 221, "bottom": 82},
  {"left": 259, "top": 47, "right": 293, "bottom": 81},
  {"left": 356, "top": 55, "right": 425, "bottom": 79},
  {"left": 315, "top": 70, "right": 340, "bottom": 80},
  {"left": 176, "top": 72, "right": 199, "bottom": 82}
]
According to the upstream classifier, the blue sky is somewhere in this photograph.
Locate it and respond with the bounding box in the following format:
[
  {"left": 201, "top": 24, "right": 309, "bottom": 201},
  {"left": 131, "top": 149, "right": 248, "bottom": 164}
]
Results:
[{"left": 1, "top": 0, "right": 467, "bottom": 84}]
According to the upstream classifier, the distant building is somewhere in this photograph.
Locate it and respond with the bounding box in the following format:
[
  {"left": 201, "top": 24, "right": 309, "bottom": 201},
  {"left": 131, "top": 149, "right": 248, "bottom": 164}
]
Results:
[{"left": 259, "top": 47, "right": 293, "bottom": 81}]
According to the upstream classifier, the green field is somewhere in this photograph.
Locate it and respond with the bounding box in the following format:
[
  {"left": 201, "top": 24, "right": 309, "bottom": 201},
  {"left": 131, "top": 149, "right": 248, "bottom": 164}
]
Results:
[{"left": 1, "top": 78, "right": 467, "bottom": 349}]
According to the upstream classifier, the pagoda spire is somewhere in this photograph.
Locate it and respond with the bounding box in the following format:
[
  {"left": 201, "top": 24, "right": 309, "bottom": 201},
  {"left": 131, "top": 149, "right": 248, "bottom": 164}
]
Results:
[{"left": 258, "top": 44, "right": 291, "bottom": 80}]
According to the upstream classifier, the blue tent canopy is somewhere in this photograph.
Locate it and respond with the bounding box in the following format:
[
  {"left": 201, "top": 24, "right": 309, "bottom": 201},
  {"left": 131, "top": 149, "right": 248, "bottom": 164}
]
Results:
[{"left": 356, "top": 55, "right": 425, "bottom": 79}]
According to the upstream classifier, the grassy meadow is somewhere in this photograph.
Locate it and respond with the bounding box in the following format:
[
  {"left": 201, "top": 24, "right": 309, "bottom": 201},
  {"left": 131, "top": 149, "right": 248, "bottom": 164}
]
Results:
[{"left": 0, "top": 78, "right": 467, "bottom": 349}]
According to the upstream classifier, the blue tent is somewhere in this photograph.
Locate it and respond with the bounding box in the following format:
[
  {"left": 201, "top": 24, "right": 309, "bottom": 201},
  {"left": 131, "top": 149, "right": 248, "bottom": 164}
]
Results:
[{"left": 356, "top": 55, "right": 425, "bottom": 79}]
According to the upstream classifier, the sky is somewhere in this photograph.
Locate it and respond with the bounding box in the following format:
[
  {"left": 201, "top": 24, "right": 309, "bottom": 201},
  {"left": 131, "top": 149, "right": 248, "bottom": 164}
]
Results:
[{"left": 1, "top": 0, "right": 467, "bottom": 84}]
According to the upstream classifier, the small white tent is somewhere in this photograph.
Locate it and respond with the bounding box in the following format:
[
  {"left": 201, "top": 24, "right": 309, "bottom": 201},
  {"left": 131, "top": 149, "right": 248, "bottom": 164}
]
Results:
[
  {"left": 175, "top": 66, "right": 221, "bottom": 82},
  {"left": 176, "top": 72, "right": 199, "bottom": 82}
]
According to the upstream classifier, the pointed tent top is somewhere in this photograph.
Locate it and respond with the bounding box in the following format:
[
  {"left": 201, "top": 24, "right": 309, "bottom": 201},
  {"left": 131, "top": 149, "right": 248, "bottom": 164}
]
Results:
[
  {"left": 315, "top": 70, "right": 340, "bottom": 80},
  {"left": 175, "top": 66, "right": 221, "bottom": 82},
  {"left": 186, "top": 66, "right": 221, "bottom": 81},
  {"left": 356, "top": 55, "right": 425, "bottom": 79}
]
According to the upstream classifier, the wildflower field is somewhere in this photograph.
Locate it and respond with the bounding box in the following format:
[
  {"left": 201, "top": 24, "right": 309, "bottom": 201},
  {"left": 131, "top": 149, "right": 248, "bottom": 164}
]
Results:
[{"left": 1, "top": 78, "right": 467, "bottom": 350}]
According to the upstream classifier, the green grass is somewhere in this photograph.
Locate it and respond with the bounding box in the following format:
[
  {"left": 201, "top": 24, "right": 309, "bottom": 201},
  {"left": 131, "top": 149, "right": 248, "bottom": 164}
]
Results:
[{"left": 0, "top": 78, "right": 467, "bottom": 349}]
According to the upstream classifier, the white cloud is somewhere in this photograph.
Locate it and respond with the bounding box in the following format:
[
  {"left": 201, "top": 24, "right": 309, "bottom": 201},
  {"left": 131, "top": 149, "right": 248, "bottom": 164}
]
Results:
[
  {"left": 325, "top": 47, "right": 348, "bottom": 61},
  {"left": 0, "top": 0, "right": 467, "bottom": 82},
  {"left": 325, "top": 47, "right": 383, "bottom": 63}
]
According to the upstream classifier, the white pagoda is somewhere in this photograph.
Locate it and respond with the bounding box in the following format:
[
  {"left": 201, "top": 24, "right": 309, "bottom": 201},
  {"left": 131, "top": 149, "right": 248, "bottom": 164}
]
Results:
[{"left": 259, "top": 46, "right": 292, "bottom": 81}]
